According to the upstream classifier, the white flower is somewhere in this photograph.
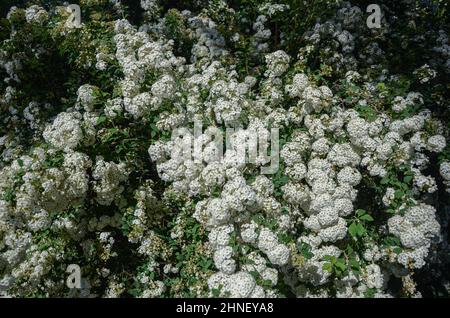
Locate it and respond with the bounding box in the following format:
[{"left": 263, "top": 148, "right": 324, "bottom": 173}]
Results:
[
  {"left": 25, "top": 5, "right": 48, "bottom": 24},
  {"left": 264, "top": 50, "right": 290, "bottom": 78},
  {"left": 318, "top": 206, "right": 339, "bottom": 227},
  {"left": 364, "top": 264, "right": 384, "bottom": 289},
  {"left": 382, "top": 188, "right": 395, "bottom": 207},
  {"left": 151, "top": 75, "right": 175, "bottom": 99},
  {"left": 318, "top": 218, "right": 347, "bottom": 243},
  {"left": 286, "top": 73, "right": 309, "bottom": 97},
  {"left": 213, "top": 246, "right": 236, "bottom": 274},
  {"left": 257, "top": 228, "right": 290, "bottom": 265},
  {"left": 43, "top": 112, "right": 83, "bottom": 151},
  {"left": 76, "top": 84, "right": 98, "bottom": 112},
  {"left": 241, "top": 222, "right": 258, "bottom": 243},
  {"left": 388, "top": 204, "right": 440, "bottom": 268},
  {"left": 426, "top": 135, "right": 446, "bottom": 152},
  {"left": 208, "top": 271, "right": 263, "bottom": 297},
  {"left": 337, "top": 166, "right": 362, "bottom": 186},
  {"left": 92, "top": 157, "right": 129, "bottom": 206}
]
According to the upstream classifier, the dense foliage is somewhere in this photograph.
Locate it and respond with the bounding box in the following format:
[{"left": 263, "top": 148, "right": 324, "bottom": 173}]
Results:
[{"left": 0, "top": 0, "right": 449, "bottom": 298}]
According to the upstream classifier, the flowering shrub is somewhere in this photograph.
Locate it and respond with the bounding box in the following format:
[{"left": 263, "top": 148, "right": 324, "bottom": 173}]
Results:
[{"left": 0, "top": 0, "right": 449, "bottom": 298}]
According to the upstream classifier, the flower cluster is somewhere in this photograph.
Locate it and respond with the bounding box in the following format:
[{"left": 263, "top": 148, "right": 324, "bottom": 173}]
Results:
[{"left": 0, "top": 0, "right": 448, "bottom": 298}]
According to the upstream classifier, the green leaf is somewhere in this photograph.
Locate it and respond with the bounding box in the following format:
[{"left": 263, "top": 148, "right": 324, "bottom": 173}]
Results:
[
  {"left": 360, "top": 214, "right": 374, "bottom": 222},
  {"left": 394, "top": 190, "right": 404, "bottom": 199},
  {"left": 2, "top": 187, "right": 15, "bottom": 202},
  {"left": 383, "top": 235, "right": 401, "bottom": 247},
  {"left": 262, "top": 279, "right": 273, "bottom": 288},
  {"left": 348, "top": 222, "right": 358, "bottom": 238},
  {"left": 346, "top": 245, "right": 354, "bottom": 255},
  {"left": 211, "top": 287, "right": 221, "bottom": 297},
  {"left": 403, "top": 175, "right": 413, "bottom": 183},
  {"left": 249, "top": 270, "right": 259, "bottom": 280},
  {"left": 275, "top": 175, "right": 289, "bottom": 186},
  {"left": 393, "top": 247, "right": 402, "bottom": 254},
  {"left": 335, "top": 259, "right": 347, "bottom": 272},
  {"left": 298, "top": 242, "right": 314, "bottom": 260},
  {"left": 97, "top": 115, "right": 106, "bottom": 125},
  {"left": 364, "top": 287, "right": 376, "bottom": 298},
  {"left": 322, "top": 263, "right": 332, "bottom": 273},
  {"left": 349, "top": 259, "right": 360, "bottom": 271},
  {"left": 356, "top": 223, "right": 366, "bottom": 237},
  {"left": 356, "top": 209, "right": 366, "bottom": 217}
]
